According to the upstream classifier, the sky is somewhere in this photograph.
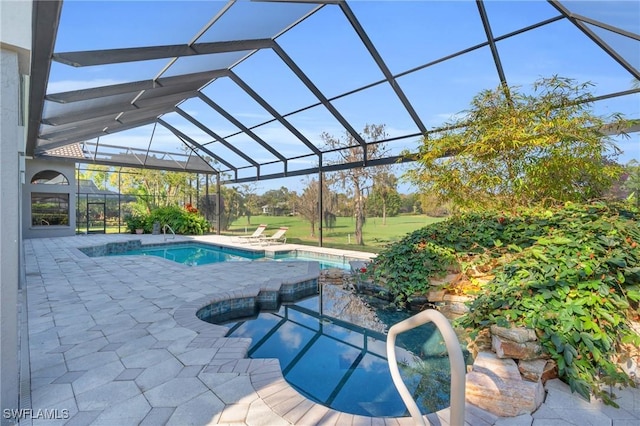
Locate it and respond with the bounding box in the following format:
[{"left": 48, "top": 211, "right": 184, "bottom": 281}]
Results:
[{"left": 45, "top": 0, "right": 639, "bottom": 193}]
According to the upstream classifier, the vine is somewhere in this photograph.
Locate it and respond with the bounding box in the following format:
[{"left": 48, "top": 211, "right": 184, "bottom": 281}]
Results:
[{"left": 368, "top": 202, "right": 640, "bottom": 404}]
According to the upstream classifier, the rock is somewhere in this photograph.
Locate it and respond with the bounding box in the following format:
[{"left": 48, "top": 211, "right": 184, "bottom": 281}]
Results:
[
  {"left": 467, "top": 328, "right": 492, "bottom": 359},
  {"left": 541, "top": 360, "right": 558, "bottom": 384},
  {"left": 443, "top": 294, "right": 474, "bottom": 303},
  {"left": 465, "top": 371, "right": 545, "bottom": 417},
  {"left": 427, "top": 290, "right": 445, "bottom": 302},
  {"left": 473, "top": 351, "right": 522, "bottom": 381},
  {"left": 492, "top": 335, "right": 547, "bottom": 360},
  {"left": 491, "top": 325, "right": 537, "bottom": 343},
  {"left": 518, "top": 359, "right": 547, "bottom": 382},
  {"left": 429, "top": 273, "right": 461, "bottom": 287}
]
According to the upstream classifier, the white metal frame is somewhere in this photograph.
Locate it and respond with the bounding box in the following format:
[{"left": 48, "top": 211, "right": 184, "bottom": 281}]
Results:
[{"left": 386, "top": 309, "right": 466, "bottom": 426}]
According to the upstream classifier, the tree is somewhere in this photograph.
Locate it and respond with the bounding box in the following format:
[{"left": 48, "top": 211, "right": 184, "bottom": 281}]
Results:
[
  {"left": 404, "top": 76, "right": 627, "bottom": 210},
  {"left": 296, "top": 178, "right": 320, "bottom": 237},
  {"left": 295, "top": 177, "right": 335, "bottom": 237},
  {"left": 238, "top": 183, "right": 259, "bottom": 225},
  {"left": 399, "top": 193, "right": 421, "bottom": 214},
  {"left": 322, "top": 124, "right": 390, "bottom": 245},
  {"left": 78, "top": 164, "right": 111, "bottom": 190},
  {"left": 259, "top": 187, "right": 292, "bottom": 215},
  {"left": 366, "top": 172, "right": 401, "bottom": 224}
]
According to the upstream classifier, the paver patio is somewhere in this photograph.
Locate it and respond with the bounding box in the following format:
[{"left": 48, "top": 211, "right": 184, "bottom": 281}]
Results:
[{"left": 18, "top": 234, "right": 640, "bottom": 425}]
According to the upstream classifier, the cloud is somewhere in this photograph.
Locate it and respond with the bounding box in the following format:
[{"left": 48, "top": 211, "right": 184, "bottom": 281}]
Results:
[{"left": 279, "top": 325, "right": 304, "bottom": 350}]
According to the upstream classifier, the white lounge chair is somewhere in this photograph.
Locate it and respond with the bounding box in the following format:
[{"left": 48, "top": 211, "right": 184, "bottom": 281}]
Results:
[
  {"left": 259, "top": 227, "right": 288, "bottom": 245},
  {"left": 235, "top": 224, "right": 267, "bottom": 243}
]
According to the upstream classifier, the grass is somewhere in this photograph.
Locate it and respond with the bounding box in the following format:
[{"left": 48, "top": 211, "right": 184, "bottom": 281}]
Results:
[
  {"left": 87, "top": 214, "right": 445, "bottom": 253},
  {"left": 224, "top": 214, "right": 445, "bottom": 252}
]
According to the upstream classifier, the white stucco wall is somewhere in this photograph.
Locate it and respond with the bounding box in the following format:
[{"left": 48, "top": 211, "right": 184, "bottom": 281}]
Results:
[
  {"left": 0, "top": 1, "right": 31, "bottom": 50},
  {"left": 0, "top": 1, "right": 32, "bottom": 74},
  {"left": 1, "top": 1, "right": 31, "bottom": 422},
  {"left": 0, "top": 48, "right": 22, "bottom": 426}
]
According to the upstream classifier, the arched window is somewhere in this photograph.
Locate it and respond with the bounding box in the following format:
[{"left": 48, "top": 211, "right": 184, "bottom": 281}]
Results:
[{"left": 31, "top": 170, "right": 69, "bottom": 185}]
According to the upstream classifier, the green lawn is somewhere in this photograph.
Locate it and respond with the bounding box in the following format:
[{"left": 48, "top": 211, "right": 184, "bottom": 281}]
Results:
[{"left": 225, "top": 214, "right": 445, "bottom": 252}]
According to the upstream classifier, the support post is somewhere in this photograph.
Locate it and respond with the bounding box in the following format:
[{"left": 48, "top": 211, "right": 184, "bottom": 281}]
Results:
[
  {"left": 318, "top": 166, "right": 323, "bottom": 247},
  {"left": 216, "top": 173, "right": 221, "bottom": 235},
  {"left": 118, "top": 168, "right": 122, "bottom": 233},
  {"left": 196, "top": 173, "right": 200, "bottom": 209}
]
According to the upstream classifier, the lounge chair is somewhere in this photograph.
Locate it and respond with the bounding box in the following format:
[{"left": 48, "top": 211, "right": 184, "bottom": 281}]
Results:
[
  {"left": 259, "top": 227, "right": 288, "bottom": 245},
  {"left": 235, "top": 224, "right": 267, "bottom": 243}
]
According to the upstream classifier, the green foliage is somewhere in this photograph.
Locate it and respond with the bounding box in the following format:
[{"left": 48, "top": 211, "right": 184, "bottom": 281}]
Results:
[
  {"left": 147, "top": 206, "right": 210, "bottom": 235},
  {"left": 404, "top": 76, "right": 627, "bottom": 210},
  {"left": 128, "top": 206, "right": 210, "bottom": 235},
  {"left": 370, "top": 203, "right": 640, "bottom": 404},
  {"left": 623, "top": 160, "right": 640, "bottom": 208},
  {"left": 124, "top": 215, "right": 147, "bottom": 233},
  {"left": 369, "top": 236, "right": 457, "bottom": 306}
]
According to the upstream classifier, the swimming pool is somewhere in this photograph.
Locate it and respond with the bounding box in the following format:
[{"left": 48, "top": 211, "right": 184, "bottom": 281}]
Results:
[
  {"left": 214, "top": 288, "right": 455, "bottom": 418},
  {"left": 108, "top": 243, "right": 353, "bottom": 269}
]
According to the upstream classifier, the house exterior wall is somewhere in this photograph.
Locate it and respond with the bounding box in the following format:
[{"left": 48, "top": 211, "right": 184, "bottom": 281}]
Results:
[{"left": 0, "top": 0, "right": 31, "bottom": 421}]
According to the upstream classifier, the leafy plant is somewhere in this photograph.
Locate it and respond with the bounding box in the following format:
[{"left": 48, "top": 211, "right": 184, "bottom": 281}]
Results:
[
  {"left": 460, "top": 204, "right": 640, "bottom": 405},
  {"left": 124, "top": 215, "right": 147, "bottom": 233},
  {"left": 369, "top": 202, "right": 640, "bottom": 404},
  {"left": 369, "top": 238, "right": 457, "bottom": 307},
  {"left": 404, "top": 76, "right": 627, "bottom": 210},
  {"left": 147, "top": 206, "right": 210, "bottom": 235}
]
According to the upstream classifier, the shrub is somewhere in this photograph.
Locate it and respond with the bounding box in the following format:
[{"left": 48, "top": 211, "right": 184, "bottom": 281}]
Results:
[
  {"left": 369, "top": 202, "right": 640, "bottom": 404},
  {"left": 147, "top": 206, "right": 210, "bottom": 235},
  {"left": 124, "top": 215, "right": 147, "bottom": 233}
]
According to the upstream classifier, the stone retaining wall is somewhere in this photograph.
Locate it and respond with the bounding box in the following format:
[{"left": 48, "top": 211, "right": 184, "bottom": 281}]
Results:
[{"left": 466, "top": 325, "right": 558, "bottom": 417}]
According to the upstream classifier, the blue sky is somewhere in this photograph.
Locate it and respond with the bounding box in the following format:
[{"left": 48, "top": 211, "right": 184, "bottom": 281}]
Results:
[{"left": 46, "top": 0, "right": 639, "bottom": 193}]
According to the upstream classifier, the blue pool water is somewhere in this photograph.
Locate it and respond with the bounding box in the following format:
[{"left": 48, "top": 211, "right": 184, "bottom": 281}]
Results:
[
  {"left": 219, "top": 293, "right": 455, "bottom": 418},
  {"left": 111, "top": 243, "right": 351, "bottom": 269}
]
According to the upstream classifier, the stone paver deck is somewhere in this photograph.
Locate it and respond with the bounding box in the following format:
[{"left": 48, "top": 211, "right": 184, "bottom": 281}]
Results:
[{"left": 17, "top": 234, "right": 640, "bottom": 425}]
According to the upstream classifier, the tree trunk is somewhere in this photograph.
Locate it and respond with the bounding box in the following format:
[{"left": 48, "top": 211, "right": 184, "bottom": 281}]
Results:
[{"left": 382, "top": 200, "right": 387, "bottom": 225}]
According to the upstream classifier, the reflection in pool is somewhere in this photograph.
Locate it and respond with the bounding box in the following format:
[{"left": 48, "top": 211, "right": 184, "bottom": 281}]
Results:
[{"left": 222, "top": 288, "right": 454, "bottom": 417}]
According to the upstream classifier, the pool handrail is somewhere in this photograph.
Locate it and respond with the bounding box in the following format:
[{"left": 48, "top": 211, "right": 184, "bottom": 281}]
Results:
[
  {"left": 162, "top": 224, "right": 176, "bottom": 241},
  {"left": 386, "top": 308, "right": 466, "bottom": 426}
]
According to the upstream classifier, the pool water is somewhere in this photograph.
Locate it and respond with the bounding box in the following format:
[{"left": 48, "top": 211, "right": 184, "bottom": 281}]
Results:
[
  {"left": 220, "top": 291, "right": 454, "bottom": 418},
  {"left": 111, "top": 243, "right": 351, "bottom": 269}
]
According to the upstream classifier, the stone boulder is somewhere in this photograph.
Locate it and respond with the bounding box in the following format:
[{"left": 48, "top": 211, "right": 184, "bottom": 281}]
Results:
[
  {"left": 518, "top": 359, "right": 558, "bottom": 383},
  {"left": 466, "top": 371, "right": 545, "bottom": 417},
  {"left": 490, "top": 325, "right": 537, "bottom": 343},
  {"left": 492, "top": 334, "right": 547, "bottom": 360},
  {"left": 466, "top": 351, "right": 545, "bottom": 417}
]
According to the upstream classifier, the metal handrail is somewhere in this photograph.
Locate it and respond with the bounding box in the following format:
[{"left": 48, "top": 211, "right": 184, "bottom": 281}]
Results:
[
  {"left": 386, "top": 309, "right": 466, "bottom": 426},
  {"left": 162, "top": 224, "right": 176, "bottom": 241}
]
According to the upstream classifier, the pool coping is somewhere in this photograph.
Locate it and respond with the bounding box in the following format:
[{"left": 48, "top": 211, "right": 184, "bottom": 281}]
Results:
[{"left": 77, "top": 238, "right": 372, "bottom": 268}]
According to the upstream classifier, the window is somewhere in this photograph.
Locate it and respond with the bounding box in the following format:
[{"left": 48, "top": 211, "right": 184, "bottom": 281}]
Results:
[
  {"left": 31, "top": 170, "right": 69, "bottom": 185},
  {"left": 31, "top": 193, "right": 69, "bottom": 226}
]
